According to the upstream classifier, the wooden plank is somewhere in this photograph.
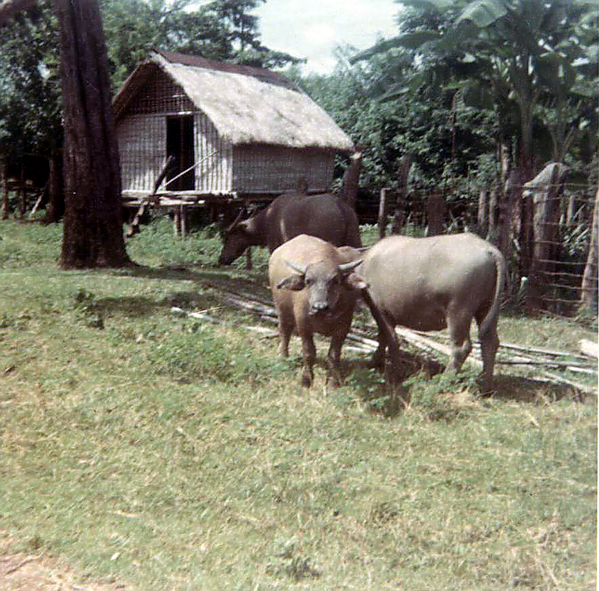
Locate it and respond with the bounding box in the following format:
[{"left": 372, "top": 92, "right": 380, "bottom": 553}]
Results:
[{"left": 579, "top": 339, "right": 599, "bottom": 359}]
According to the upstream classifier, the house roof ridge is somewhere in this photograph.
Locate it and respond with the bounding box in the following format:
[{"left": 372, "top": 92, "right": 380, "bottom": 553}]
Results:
[{"left": 152, "top": 50, "right": 300, "bottom": 92}]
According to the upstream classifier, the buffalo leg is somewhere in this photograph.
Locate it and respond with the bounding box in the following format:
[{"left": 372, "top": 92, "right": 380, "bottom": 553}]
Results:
[
  {"left": 326, "top": 331, "right": 347, "bottom": 386},
  {"left": 299, "top": 333, "right": 316, "bottom": 387},
  {"left": 478, "top": 323, "right": 499, "bottom": 390},
  {"left": 361, "top": 289, "right": 401, "bottom": 382},
  {"left": 371, "top": 338, "right": 387, "bottom": 370},
  {"left": 446, "top": 315, "right": 472, "bottom": 374},
  {"left": 278, "top": 311, "right": 294, "bottom": 358}
]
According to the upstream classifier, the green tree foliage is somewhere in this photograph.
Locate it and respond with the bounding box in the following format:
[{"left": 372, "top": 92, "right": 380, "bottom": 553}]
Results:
[
  {"left": 298, "top": 45, "right": 497, "bottom": 198},
  {"left": 0, "top": 2, "right": 61, "bottom": 160},
  {"left": 352, "top": 0, "right": 598, "bottom": 182}
]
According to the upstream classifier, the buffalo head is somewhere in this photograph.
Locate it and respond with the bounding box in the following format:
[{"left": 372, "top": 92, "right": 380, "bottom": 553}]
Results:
[
  {"left": 218, "top": 210, "right": 256, "bottom": 265},
  {"left": 277, "top": 258, "right": 365, "bottom": 317}
]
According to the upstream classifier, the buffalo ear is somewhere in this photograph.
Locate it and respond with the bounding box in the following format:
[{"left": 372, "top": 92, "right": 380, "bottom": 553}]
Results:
[
  {"left": 277, "top": 274, "right": 305, "bottom": 291},
  {"left": 345, "top": 272, "right": 368, "bottom": 291}
]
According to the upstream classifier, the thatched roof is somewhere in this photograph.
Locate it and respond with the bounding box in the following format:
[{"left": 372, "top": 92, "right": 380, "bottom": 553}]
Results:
[{"left": 113, "top": 51, "right": 354, "bottom": 152}]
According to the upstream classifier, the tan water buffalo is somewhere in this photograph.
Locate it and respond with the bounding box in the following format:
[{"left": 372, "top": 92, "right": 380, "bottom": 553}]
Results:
[
  {"left": 269, "top": 234, "right": 365, "bottom": 387},
  {"left": 218, "top": 192, "right": 362, "bottom": 265},
  {"left": 358, "top": 233, "right": 506, "bottom": 389}
]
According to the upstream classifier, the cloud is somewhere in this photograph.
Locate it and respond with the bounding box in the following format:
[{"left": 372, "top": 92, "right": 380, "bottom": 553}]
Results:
[{"left": 256, "top": 0, "right": 398, "bottom": 74}]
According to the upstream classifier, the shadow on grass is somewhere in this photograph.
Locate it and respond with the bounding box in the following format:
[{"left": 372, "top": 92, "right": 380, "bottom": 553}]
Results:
[
  {"left": 487, "top": 374, "right": 590, "bottom": 404},
  {"left": 88, "top": 263, "right": 272, "bottom": 321},
  {"left": 346, "top": 350, "right": 590, "bottom": 420},
  {"left": 111, "top": 263, "right": 272, "bottom": 298}
]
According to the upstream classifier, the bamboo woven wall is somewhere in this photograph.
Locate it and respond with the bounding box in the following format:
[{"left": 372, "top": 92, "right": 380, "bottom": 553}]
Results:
[
  {"left": 118, "top": 115, "right": 166, "bottom": 192},
  {"left": 232, "top": 145, "right": 335, "bottom": 194},
  {"left": 125, "top": 71, "right": 195, "bottom": 115},
  {"left": 194, "top": 111, "right": 232, "bottom": 194}
]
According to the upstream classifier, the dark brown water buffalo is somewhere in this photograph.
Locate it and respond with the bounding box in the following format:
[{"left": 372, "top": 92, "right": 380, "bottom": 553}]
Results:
[
  {"left": 218, "top": 192, "right": 362, "bottom": 265},
  {"left": 269, "top": 234, "right": 365, "bottom": 387},
  {"left": 358, "top": 233, "right": 506, "bottom": 389}
]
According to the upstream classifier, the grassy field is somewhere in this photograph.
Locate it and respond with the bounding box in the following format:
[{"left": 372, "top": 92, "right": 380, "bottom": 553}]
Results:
[{"left": 0, "top": 218, "right": 596, "bottom": 590}]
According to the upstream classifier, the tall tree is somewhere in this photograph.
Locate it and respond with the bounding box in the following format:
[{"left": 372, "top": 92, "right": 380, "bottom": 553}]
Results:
[{"left": 54, "top": 0, "right": 130, "bottom": 268}]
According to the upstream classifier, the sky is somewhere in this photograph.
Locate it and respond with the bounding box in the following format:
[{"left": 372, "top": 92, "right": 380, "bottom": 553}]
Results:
[{"left": 254, "top": 0, "right": 400, "bottom": 74}]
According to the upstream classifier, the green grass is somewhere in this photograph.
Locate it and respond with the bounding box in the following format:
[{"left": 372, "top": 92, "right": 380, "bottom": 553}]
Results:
[{"left": 0, "top": 218, "right": 596, "bottom": 590}]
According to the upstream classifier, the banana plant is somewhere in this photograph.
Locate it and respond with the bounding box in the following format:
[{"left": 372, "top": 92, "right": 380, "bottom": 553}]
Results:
[{"left": 353, "top": 0, "right": 597, "bottom": 180}]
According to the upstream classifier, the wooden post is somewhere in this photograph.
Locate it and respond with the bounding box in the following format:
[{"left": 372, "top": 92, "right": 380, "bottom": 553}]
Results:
[
  {"left": 1, "top": 162, "right": 8, "bottom": 220},
  {"left": 528, "top": 164, "right": 565, "bottom": 309},
  {"left": 427, "top": 193, "right": 445, "bottom": 236},
  {"left": 580, "top": 186, "right": 598, "bottom": 310},
  {"left": 566, "top": 194, "right": 577, "bottom": 228},
  {"left": 378, "top": 187, "right": 390, "bottom": 239},
  {"left": 174, "top": 207, "right": 181, "bottom": 236},
  {"left": 391, "top": 154, "right": 411, "bottom": 235},
  {"left": 19, "top": 164, "right": 25, "bottom": 219},
  {"left": 488, "top": 188, "right": 498, "bottom": 238},
  {"left": 477, "top": 188, "right": 488, "bottom": 236},
  {"left": 46, "top": 152, "right": 64, "bottom": 223},
  {"left": 179, "top": 204, "right": 187, "bottom": 238},
  {"left": 340, "top": 151, "right": 361, "bottom": 208}
]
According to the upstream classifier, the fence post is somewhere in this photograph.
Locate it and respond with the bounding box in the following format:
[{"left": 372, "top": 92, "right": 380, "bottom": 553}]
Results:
[
  {"left": 1, "top": 162, "right": 7, "bottom": 220},
  {"left": 378, "top": 187, "right": 390, "bottom": 240},
  {"left": 477, "top": 188, "right": 488, "bottom": 236},
  {"left": 390, "top": 154, "right": 411, "bottom": 235},
  {"left": 19, "top": 164, "right": 26, "bottom": 219},
  {"left": 580, "top": 186, "right": 598, "bottom": 311},
  {"left": 427, "top": 193, "right": 445, "bottom": 236},
  {"left": 527, "top": 163, "right": 566, "bottom": 309}
]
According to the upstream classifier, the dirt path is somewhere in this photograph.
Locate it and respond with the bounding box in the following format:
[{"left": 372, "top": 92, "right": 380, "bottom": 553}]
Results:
[{"left": 0, "top": 531, "right": 129, "bottom": 591}]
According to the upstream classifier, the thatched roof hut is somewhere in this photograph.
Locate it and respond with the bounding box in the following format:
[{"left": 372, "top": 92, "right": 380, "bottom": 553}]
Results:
[{"left": 113, "top": 51, "right": 354, "bottom": 205}]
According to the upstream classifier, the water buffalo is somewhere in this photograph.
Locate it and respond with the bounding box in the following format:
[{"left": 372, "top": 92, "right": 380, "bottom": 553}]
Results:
[
  {"left": 269, "top": 234, "right": 365, "bottom": 387},
  {"left": 218, "top": 192, "right": 362, "bottom": 265},
  {"left": 358, "top": 233, "right": 506, "bottom": 389}
]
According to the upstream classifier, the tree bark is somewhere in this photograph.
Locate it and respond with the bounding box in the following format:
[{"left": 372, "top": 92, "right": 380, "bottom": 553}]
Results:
[{"left": 54, "top": 0, "right": 130, "bottom": 268}]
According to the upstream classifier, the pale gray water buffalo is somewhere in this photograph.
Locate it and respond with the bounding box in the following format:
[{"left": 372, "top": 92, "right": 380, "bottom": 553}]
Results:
[
  {"left": 218, "top": 192, "right": 362, "bottom": 265},
  {"left": 269, "top": 234, "right": 365, "bottom": 387},
  {"left": 359, "top": 233, "right": 506, "bottom": 389}
]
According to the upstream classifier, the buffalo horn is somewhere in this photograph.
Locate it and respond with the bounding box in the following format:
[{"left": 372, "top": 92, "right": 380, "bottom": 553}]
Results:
[
  {"left": 339, "top": 259, "right": 362, "bottom": 274},
  {"left": 283, "top": 259, "right": 307, "bottom": 276},
  {"left": 226, "top": 208, "right": 246, "bottom": 233}
]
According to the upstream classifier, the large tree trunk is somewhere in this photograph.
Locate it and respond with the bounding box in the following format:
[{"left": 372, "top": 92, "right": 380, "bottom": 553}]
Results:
[{"left": 55, "top": 0, "right": 130, "bottom": 268}]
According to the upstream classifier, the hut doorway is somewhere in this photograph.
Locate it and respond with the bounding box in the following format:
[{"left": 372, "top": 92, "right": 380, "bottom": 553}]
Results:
[{"left": 166, "top": 115, "right": 195, "bottom": 191}]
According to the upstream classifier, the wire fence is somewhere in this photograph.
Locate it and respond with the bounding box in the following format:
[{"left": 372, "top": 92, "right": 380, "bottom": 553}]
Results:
[{"left": 376, "top": 180, "right": 598, "bottom": 315}]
